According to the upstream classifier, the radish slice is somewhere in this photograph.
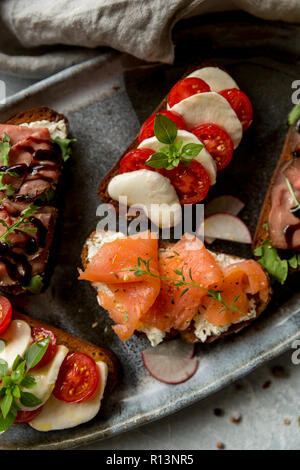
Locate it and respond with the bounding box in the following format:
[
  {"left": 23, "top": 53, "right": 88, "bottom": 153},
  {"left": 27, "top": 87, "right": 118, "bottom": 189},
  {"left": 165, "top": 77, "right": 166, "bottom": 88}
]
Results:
[
  {"left": 204, "top": 196, "right": 245, "bottom": 244},
  {"left": 203, "top": 213, "right": 252, "bottom": 244},
  {"left": 205, "top": 195, "right": 245, "bottom": 218},
  {"left": 142, "top": 339, "right": 198, "bottom": 384}
]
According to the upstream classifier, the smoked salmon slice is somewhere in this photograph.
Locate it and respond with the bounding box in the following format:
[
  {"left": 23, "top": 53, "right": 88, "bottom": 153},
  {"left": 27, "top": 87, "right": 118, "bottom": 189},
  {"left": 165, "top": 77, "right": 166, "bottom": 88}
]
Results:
[
  {"left": 79, "top": 232, "right": 161, "bottom": 341},
  {"left": 141, "top": 234, "right": 224, "bottom": 332},
  {"left": 201, "top": 259, "right": 269, "bottom": 327}
]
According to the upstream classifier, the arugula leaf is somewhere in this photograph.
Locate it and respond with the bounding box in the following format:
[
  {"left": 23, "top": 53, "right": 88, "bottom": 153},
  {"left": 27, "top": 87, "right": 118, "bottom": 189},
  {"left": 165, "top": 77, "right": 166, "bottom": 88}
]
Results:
[
  {"left": 0, "top": 200, "right": 40, "bottom": 246},
  {"left": 0, "top": 359, "right": 8, "bottom": 378},
  {"left": 22, "top": 274, "right": 44, "bottom": 294},
  {"left": 288, "top": 103, "right": 300, "bottom": 126},
  {"left": 53, "top": 136, "right": 76, "bottom": 162},
  {"left": 289, "top": 254, "right": 298, "bottom": 269},
  {"left": 0, "top": 406, "right": 17, "bottom": 432},
  {"left": 154, "top": 114, "right": 177, "bottom": 145},
  {"left": 24, "top": 337, "right": 50, "bottom": 370},
  {"left": 0, "top": 339, "right": 6, "bottom": 353},
  {"left": 0, "top": 134, "right": 11, "bottom": 166},
  {"left": 21, "top": 374, "right": 36, "bottom": 389},
  {"left": 0, "top": 392, "right": 13, "bottom": 419},
  {"left": 254, "top": 240, "right": 293, "bottom": 284},
  {"left": 20, "top": 391, "right": 42, "bottom": 408}
]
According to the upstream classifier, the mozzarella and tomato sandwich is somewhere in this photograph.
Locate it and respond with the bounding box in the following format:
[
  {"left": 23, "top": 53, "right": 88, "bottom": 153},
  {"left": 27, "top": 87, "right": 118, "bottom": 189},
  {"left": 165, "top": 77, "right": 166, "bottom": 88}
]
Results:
[
  {"left": 79, "top": 230, "right": 270, "bottom": 346},
  {"left": 253, "top": 103, "right": 300, "bottom": 284},
  {"left": 0, "top": 297, "right": 118, "bottom": 432},
  {"left": 98, "top": 65, "right": 253, "bottom": 228},
  {"left": 0, "top": 107, "right": 76, "bottom": 295}
]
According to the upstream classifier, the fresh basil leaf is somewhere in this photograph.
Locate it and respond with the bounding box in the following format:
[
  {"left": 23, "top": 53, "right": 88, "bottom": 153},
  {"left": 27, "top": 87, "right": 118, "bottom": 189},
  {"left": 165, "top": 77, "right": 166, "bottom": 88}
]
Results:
[
  {"left": 255, "top": 240, "right": 288, "bottom": 284},
  {"left": 154, "top": 114, "right": 177, "bottom": 145},
  {"left": 22, "top": 274, "right": 44, "bottom": 294},
  {"left": 12, "top": 355, "right": 23, "bottom": 372},
  {"left": 12, "top": 385, "right": 21, "bottom": 399},
  {"left": 288, "top": 103, "right": 300, "bottom": 126},
  {"left": 1, "top": 392, "right": 13, "bottom": 419},
  {"left": 0, "top": 133, "right": 11, "bottom": 166},
  {"left": 0, "top": 339, "right": 6, "bottom": 353},
  {"left": 53, "top": 137, "right": 76, "bottom": 162},
  {"left": 20, "top": 391, "right": 42, "bottom": 408},
  {"left": 181, "top": 143, "right": 203, "bottom": 159},
  {"left": 24, "top": 337, "right": 50, "bottom": 370},
  {"left": 1, "top": 376, "right": 12, "bottom": 388},
  {"left": 157, "top": 146, "right": 171, "bottom": 156},
  {"left": 174, "top": 140, "right": 183, "bottom": 153},
  {"left": 21, "top": 374, "right": 36, "bottom": 389},
  {"left": 11, "top": 360, "right": 26, "bottom": 384},
  {"left": 146, "top": 152, "right": 169, "bottom": 169},
  {"left": 0, "top": 406, "right": 17, "bottom": 432},
  {"left": 0, "top": 359, "right": 8, "bottom": 378}
]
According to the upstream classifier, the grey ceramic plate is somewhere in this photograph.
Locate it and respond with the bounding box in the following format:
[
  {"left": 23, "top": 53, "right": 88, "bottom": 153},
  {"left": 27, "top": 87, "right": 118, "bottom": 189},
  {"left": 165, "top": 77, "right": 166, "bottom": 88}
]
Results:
[{"left": 0, "top": 12, "right": 300, "bottom": 450}]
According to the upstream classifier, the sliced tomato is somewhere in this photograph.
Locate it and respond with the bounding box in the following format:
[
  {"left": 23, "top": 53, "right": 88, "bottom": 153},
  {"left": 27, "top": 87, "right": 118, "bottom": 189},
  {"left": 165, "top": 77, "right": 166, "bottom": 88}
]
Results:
[
  {"left": 166, "top": 160, "right": 210, "bottom": 204},
  {"left": 138, "top": 111, "right": 186, "bottom": 142},
  {"left": 167, "top": 77, "right": 211, "bottom": 108},
  {"left": 31, "top": 327, "right": 57, "bottom": 369},
  {"left": 191, "top": 123, "right": 234, "bottom": 171},
  {"left": 53, "top": 352, "right": 99, "bottom": 404},
  {"left": 0, "top": 297, "right": 12, "bottom": 335},
  {"left": 14, "top": 406, "right": 43, "bottom": 424},
  {"left": 219, "top": 89, "right": 253, "bottom": 131},
  {"left": 119, "top": 148, "right": 163, "bottom": 174}
]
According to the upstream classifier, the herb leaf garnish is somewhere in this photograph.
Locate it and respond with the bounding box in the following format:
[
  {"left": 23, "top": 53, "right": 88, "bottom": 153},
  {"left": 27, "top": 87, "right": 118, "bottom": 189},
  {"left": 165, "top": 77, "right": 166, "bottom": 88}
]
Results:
[
  {"left": 53, "top": 137, "right": 76, "bottom": 162},
  {"left": 0, "top": 134, "right": 11, "bottom": 166},
  {"left": 288, "top": 103, "right": 300, "bottom": 126},
  {"left": 0, "top": 337, "right": 50, "bottom": 432},
  {"left": 125, "top": 257, "right": 245, "bottom": 317},
  {"left": 0, "top": 200, "right": 39, "bottom": 246},
  {"left": 146, "top": 114, "right": 203, "bottom": 170}
]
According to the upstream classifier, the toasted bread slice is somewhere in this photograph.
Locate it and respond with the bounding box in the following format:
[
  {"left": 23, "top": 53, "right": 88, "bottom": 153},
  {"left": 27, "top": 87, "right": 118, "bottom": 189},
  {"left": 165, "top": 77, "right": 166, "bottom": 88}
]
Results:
[
  {"left": 98, "top": 62, "right": 227, "bottom": 207},
  {"left": 0, "top": 107, "right": 70, "bottom": 295},
  {"left": 253, "top": 127, "right": 296, "bottom": 252},
  {"left": 13, "top": 311, "right": 119, "bottom": 396},
  {"left": 81, "top": 231, "right": 271, "bottom": 345}
]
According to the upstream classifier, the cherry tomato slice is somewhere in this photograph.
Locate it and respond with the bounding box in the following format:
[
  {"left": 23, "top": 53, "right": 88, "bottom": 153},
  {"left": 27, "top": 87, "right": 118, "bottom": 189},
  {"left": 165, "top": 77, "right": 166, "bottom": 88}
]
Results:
[
  {"left": 167, "top": 77, "right": 211, "bottom": 108},
  {"left": 119, "top": 148, "right": 164, "bottom": 175},
  {"left": 166, "top": 160, "right": 210, "bottom": 205},
  {"left": 138, "top": 111, "right": 187, "bottom": 142},
  {"left": 219, "top": 88, "right": 253, "bottom": 131},
  {"left": 191, "top": 123, "right": 234, "bottom": 171},
  {"left": 0, "top": 296, "right": 12, "bottom": 335},
  {"left": 14, "top": 406, "right": 43, "bottom": 424},
  {"left": 31, "top": 327, "right": 57, "bottom": 369},
  {"left": 53, "top": 352, "right": 99, "bottom": 404}
]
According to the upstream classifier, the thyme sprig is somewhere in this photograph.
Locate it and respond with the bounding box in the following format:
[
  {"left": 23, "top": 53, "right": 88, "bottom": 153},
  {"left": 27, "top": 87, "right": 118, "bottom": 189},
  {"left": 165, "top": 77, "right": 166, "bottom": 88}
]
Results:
[{"left": 125, "top": 257, "right": 245, "bottom": 316}]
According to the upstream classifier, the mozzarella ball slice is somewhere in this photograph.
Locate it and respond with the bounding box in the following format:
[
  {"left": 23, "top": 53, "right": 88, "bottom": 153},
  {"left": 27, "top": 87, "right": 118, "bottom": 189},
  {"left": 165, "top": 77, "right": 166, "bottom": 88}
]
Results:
[
  {"left": 29, "top": 362, "right": 108, "bottom": 431},
  {"left": 108, "top": 169, "right": 182, "bottom": 228},
  {"left": 18, "top": 345, "right": 69, "bottom": 411},
  {"left": 0, "top": 320, "right": 32, "bottom": 372},
  {"left": 170, "top": 92, "right": 242, "bottom": 149},
  {"left": 187, "top": 67, "right": 239, "bottom": 92}
]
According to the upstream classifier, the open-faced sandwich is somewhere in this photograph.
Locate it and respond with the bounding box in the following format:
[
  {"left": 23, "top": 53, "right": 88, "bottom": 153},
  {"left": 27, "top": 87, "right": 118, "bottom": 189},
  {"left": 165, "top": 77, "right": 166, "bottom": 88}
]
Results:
[
  {"left": 79, "top": 231, "right": 271, "bottom": 346},
  {"left": 253, "top": 103, "right": 300, "bottom": 283},
  {"left": 98, "top": 64, "right": 253, "bottom": 228},
  {"left": 0, "top": 107, "right": 75, "bottom": 295},
  {"left": 0, "top": 296, "right": 118, "bottom": 432}
]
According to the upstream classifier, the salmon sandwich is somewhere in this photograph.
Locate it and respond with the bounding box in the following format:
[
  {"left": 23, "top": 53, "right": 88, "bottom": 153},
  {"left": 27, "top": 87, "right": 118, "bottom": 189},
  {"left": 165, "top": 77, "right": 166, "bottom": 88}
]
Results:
[{"left": 79, "top": 231, "right": 271, "bottom": 346}]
